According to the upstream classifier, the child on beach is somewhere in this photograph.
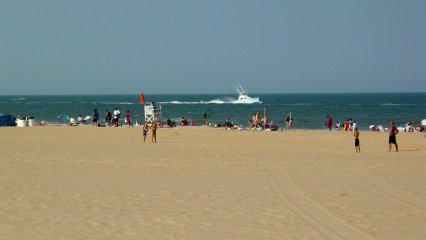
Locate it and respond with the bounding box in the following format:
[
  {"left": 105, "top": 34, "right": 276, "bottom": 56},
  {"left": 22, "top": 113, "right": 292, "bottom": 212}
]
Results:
[
  {"left": 335, "top": 121, "right": 340, "bottom": 131},
  {"left": 354, "top": 127, "right": 360, "bottom": 153},
  {"left": 142, "top": 122, "right": 149, "bottom": 143},
  {"left": 151, "top": 120, "right": 158, "bottom": 143},
  {"left": 125, "top": 110, "right": 133, "bottom": 127}
]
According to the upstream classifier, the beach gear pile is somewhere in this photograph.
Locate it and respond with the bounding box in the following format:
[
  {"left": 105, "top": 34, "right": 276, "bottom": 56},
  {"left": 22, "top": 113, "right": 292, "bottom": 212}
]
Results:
[{"left": 0, "top": 114, "right": 17, "bottom": 127}]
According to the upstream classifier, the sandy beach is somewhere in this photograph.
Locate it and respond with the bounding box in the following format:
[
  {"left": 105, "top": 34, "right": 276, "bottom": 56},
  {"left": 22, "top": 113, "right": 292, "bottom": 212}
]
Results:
[{"left": 0, "top": 126, "right": 425, "bottom": 239}]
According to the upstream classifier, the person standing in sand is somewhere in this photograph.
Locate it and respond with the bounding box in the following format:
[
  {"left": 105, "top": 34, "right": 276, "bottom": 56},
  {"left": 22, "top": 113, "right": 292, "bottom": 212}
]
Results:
[
  {"left": 285, "top": 113, "right": 290, "bottom": 129},
  {"left": 388, "top": 121, "right": 399, "bottom": 152},
  {"left": 92, "top": 109, "right": 99, "bottom": 127},
  {"left": 151, "top": 120, "right": 158, "bottom": 143},
  {"left": 105, "top": 109, "right": 112, "bottom": 126},
  {"left": 142, "top": 122, "right": 149, "bottom": 143},
  {"left": 354, "top": 127, "right": 360, "bottom": 153},
  {"left": 326, "top": 115, "right": 333, "bottom": 131},
  {"left": 125, "top": 110, "right": 133, "bottom": 128},
  {"left": 289, "top": 118, "right": 294, "bottom": 130}
]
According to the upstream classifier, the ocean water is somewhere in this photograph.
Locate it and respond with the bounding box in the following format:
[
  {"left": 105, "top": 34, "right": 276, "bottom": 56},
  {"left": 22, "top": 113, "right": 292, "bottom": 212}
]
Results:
[{"left": 0, "top": 93, "right": 425, "bottom": 130}]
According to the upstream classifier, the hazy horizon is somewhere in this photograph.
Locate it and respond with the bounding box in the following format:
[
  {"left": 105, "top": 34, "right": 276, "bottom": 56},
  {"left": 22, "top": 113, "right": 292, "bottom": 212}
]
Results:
[{"left": 1, "top": 1, "right": 425, "bottom": 95}]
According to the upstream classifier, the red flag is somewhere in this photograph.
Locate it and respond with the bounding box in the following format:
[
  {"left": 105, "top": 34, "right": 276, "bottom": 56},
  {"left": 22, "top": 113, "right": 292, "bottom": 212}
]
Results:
[{"left": 139, "top": 91, "right": 145, "bottom": 104}]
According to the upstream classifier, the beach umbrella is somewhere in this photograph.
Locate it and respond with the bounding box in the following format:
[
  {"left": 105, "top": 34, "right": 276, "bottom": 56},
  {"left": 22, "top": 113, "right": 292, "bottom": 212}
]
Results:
[{"left": 57, "top": 114, "right": 70, "bottom": 124}]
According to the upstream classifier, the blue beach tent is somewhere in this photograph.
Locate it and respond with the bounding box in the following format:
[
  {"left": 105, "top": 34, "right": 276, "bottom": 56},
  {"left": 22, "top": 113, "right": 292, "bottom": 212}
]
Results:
[{"left": 0, "top": 114, "right": 17, "bottom": 127}]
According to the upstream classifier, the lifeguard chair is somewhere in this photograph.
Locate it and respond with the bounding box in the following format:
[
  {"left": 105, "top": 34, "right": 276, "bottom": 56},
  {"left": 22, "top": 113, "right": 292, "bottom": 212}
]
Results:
[{"left": 144, "top": 102, "right": 162, "bottom": 124}]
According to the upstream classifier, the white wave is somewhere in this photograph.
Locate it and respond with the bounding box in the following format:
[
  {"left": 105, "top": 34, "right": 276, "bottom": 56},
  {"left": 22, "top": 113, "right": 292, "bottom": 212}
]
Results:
[
  {"left": 379, "top": 103, "right": 406, "bottom": 106},
  {"left": 159, "top": 101, "right": 207, "bottom": 104},
  {"left": 80, "top": 101, "right": 134, "bottom": 105},
  {"left": 11, "top": 98, "right": 26, "bottom": 101},
  {"left": 278, "top": 103, "right": 313, "bottom": 106}
]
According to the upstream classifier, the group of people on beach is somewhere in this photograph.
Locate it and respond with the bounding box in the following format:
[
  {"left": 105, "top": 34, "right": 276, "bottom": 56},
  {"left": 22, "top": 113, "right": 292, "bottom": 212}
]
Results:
[
  {"left": 66, "top": 105, "right": 418, "bottom": 150},
  {"left": 245, "top": 112, "right": 289, "bottom": 131},
  {"left": 325, "top": 116, "right": 358, "bottom": 132},
  {"left": 404, "top": 121, "right": 425, "bottom": 132},
  {"left": 141, "top": 121, "right": 157, "bottom": 143},
  {"left": 82, "top": 107, "right": 134, "bottom": 128},
  {"left": 85, "top": 107, "right": 159, "bottom": 143},
  {"left": 162, "top": 112, "right": 294, "bottom": 131},
  {"left": 337, "top": 118, "right": 358, "bottom": 131},
  {"left": 352, "top": 121, "right": 399, "bottom": 153}
]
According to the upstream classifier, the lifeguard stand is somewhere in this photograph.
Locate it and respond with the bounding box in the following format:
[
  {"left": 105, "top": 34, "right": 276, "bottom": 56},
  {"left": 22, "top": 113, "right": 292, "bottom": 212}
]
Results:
[{"left": 144, "top": 102, "right": 162, "bottom": 124}]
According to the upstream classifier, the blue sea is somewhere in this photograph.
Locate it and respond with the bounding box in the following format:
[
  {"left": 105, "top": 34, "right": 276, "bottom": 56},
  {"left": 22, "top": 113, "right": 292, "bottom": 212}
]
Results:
[{"left": 1, "top": 93, "right": 425, "bottom": 130}]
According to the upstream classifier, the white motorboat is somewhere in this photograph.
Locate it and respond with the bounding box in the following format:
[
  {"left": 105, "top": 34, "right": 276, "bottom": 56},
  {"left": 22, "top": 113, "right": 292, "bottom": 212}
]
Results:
[{"left": 234, "top": 83, "right": 261, "bottom": 104}]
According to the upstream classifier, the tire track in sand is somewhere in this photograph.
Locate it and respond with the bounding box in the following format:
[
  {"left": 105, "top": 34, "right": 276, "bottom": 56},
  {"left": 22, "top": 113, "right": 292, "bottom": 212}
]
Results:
[
  {"left": 269, "top": 170, "right": 375, "bottom": 240},
  {"left": 352, "top": 171, "right": 425, "bottom": 210}
]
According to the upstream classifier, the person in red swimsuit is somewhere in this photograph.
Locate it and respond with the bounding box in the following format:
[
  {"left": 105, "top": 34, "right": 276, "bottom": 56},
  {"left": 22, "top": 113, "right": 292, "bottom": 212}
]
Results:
[{"left": 326, "top": 116, "right": 333, "bottom": 131}]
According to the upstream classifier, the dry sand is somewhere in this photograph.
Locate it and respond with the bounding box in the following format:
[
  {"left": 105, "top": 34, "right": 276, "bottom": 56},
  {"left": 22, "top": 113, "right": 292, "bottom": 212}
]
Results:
[{"left": 0, "top": 126, "right": 425, "bottom": 239}]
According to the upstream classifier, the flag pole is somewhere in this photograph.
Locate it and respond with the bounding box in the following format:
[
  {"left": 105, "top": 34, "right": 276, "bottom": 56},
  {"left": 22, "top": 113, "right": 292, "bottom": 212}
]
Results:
[{"left": 263, "top": 107, "right": 266, "bottom": 129}]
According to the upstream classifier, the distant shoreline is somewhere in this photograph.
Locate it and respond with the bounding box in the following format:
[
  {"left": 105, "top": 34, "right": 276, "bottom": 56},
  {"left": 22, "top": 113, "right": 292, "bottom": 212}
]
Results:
[{"left": 2, "top": 93, "right": 425, "bottom": 131}]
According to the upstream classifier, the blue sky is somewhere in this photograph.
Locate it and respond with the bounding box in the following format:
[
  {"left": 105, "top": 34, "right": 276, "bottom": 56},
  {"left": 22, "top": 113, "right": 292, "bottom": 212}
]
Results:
[{"left": 0, "top": 0, "right": 425, "bottom": 94}]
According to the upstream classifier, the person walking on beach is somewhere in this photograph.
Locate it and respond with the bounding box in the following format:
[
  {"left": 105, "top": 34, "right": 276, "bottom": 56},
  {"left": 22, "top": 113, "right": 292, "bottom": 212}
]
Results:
[
  {"left": 389, "top": 121, "right": 399, "bottom": 152},
  {"left": 92, "top": 108, "right": 99, "bottom": 127},
  {"left": 151, "top": 120, "right": 158, "bottom": 143},
  {"left": 142, "top": 122, "right": 149, "bottom": 143},
  {"left": 113, "top": 107, "right": 121, "bottom": 127},
  {"left": 354, "top": 127, "right": 360, "bottom": 153},
  {"left": 125, "top": 110, "right": 133, "bottom": 127}
]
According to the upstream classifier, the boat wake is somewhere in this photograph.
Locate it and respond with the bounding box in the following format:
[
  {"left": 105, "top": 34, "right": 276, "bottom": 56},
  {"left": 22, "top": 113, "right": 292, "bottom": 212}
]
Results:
[
  {"left": 160, "top": 84, "right": 262, "bottom": 104},
  {"left": 159, "top": 98, "right": 262, "bottom": 105}
]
